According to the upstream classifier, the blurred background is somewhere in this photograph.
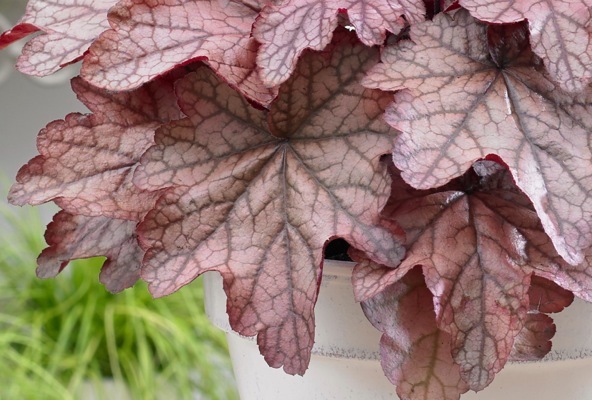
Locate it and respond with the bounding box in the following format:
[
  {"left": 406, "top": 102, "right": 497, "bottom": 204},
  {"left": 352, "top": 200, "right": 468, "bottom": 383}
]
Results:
[{"left": 0, "top": 2, "right": 238, "bottom": 398}]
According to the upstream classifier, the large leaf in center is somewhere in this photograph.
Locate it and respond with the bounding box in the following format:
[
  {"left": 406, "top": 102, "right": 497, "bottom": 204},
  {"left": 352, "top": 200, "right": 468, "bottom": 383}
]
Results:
[
  {"left": 363, "top": 10, "right": 592, "bottom": 265},
  {"left": 134, "top": 33, "right": 403, "bottom": 374}
]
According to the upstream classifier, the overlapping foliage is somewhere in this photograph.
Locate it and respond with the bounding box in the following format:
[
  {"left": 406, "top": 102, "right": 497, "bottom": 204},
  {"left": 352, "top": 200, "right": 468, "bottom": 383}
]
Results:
[{"left": 2, "top": 0, "right": 591, "bottom": 398}]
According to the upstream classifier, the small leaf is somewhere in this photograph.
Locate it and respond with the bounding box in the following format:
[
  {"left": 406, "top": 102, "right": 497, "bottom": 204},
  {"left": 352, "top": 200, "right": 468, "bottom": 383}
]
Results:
[
  {"left": 135, "top": 33, "right": 403, "bottom": 374},
  {"left": 253, "top": 0, "right": 425, "bottom": 86},
  {"left": 362, "top": 267, "right": 469, "bottom": 400},
  {"left": 363, "top": 10, "right": 592, "bottom": 265},
  {"left": 460, "top": 0, "right": 592, "bottom": 92},
  {"left": 440, "top": 0, "right": 459, "bottom": 12},
  {"left": 509, "top": 313, "right": 555, "bottom": 362},
  {"left": 509, "top": 276, "right": 567, "bottom": 362},
  {"left": 527, "top": 275, "right": 574, "bottom": 313},
  {"left": 0, "top": 0, "right": 117, "bottom": 76},
  {"left": 38, "top": 210, "right": 143, "bottom": 293},
  {"left": 81, "top": 0, "right": 276, "bottom": 105},
  {"left": 8, "top": 75, "right": 181, "bottom": 220}
]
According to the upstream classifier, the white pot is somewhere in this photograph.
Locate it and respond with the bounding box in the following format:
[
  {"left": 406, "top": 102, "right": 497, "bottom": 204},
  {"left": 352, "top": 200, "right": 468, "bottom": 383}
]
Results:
[{"left": 203, "top": 260, "right": 592, "bottom": 400}]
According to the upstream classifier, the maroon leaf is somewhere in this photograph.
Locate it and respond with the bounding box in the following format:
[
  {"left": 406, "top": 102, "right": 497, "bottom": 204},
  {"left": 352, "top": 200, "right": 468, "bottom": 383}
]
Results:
[
  {"left": 528, "top": 275, "right": 574, "bottom": 313},
  {"left": 440, "top": 0, "right": 459, "bottom": 12},
  {"left": 38, "top": 210, "right": 143, "bottom": 293},
  {"left": 135, "top": 33, "right": 403, "bottom": 375},
  {"left": 508, "top": 276, "right": 567, "bottom": 361},
  {"left": 8, "top": 75, "right": 182, "bottom": 220},
  {"left": 363, "top": 10, "right": 592, "bottom": 266},
  {"left": 362, "top": 267, "right": 469, "bottom": 400},
  {"left": 0, "top": 0, "right": 117, "bottom": 76},
  {"left": 81, "top": 0, "right": 276, "bottom": 106},
  {"left": 396, "top": 189, "right": 530, "bottom": 389},
  {"left": 253, "top": 0, "right": 425, "bottom": 86},
  {"left": 509, "top": 313, "right": 556, "bottom": 362},
  {"left": 460, "top": 0, "right": 592, "bottom": 92}
]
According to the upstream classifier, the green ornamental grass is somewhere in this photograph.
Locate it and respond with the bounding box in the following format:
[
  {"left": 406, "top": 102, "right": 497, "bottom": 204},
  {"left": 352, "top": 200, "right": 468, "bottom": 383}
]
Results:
[{"left": 0, "top": 200, "right": 237, "bottom": 400}]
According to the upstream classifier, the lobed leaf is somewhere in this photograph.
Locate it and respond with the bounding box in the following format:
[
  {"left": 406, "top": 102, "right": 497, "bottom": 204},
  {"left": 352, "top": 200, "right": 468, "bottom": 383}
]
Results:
[
  {"left": 509, "top": 277, "right": 567, "bottom": 361},
  {"left": 527, "top": 274, "right": 574, "bottom": 314},
  {"left": 38, "top": 210, "right": 143, "bottom": 293},
  {"left": 0, "top": 0, "right": 117, "bottom": 76},
  {"left": 81, "top": 0, "right": 276, "bottom": 106},
  {"left": 460, "top": 0, "right": 592, "bottom": 92},
  {"left": 8, "top": 75, "right": 182, "bottom": 220},
  {"left": 253, "top": 0, "right": 425, "bottom": 86},
  {"left": 399, "top": 187, "right": 530, "bottom": 389},
  {"left": 354, "top": 161, "right": 592, "bottom": 390},
  {"left": 509, "top": 312, "right": 555, "bottom": 362},
  {"left": 362, "top": 267, "right": 469, "bottom": 400},
  {"left": 363, "top": 10, "right": 592, "bottom": 266},
  {"left": 135, "top": 33, "right": 403, "bottom": 375}
]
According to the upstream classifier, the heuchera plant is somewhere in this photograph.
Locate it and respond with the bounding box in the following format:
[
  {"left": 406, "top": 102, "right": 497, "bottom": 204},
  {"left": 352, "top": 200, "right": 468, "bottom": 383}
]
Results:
[{"left": 2, "top": 0, "right": 592, "bottom": 398}]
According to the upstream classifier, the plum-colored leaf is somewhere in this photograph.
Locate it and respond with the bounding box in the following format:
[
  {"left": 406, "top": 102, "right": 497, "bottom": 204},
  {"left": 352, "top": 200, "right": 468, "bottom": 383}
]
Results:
[
  {"left": 460, "top": 0, "right": 592, "bottom": 92},
  {"left": 353, "top": 160, "right": 592, "bottom": 390},
  {"left": 0, "top": 0, "right": 117, "bottom": 76},
  {"left": 508, "top": 276, "right": 568, "bottom": 361},
  {"left": 38, "top": 210, "right": 143, "bottom": 293},
  {"left": 390, "top": 182, "right": 530, "bottom": 388},
  {"left": 440, "top": 0, "right": 459, "bottom": 12},
  {"left": 351, "top": 161, "right": 500, "bottom": 303},
  {"left": 362, "top": 267, "right": 469, "bottom": 400},
  {"left": 0, "top": 24, "right": 38, "bottom": 49},
  {"left": 8, "top": 75, "right": 182, "bottom": 220},
  {"left": 135, "top": 34, "right": 403, "bottom": 375},
  {"left": 509, "top": 312, "right": 555, "bottom": 361},
  {"left": 527, "top": 275, "right": 574, "bottom": 313},
  {"left": 363, "top": 10, "right": 592, "bottom": 266},
  {"left": 81, "top": 0, "right": 276, "bottom": 106},
  {"left": 253, "top": 0, "right": 425, "bottom": 86}
]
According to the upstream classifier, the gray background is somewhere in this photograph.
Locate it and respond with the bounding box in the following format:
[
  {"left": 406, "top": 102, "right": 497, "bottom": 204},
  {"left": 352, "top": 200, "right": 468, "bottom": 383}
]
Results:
[{"left": 1, "top": 2, "right": 86, "bottom": 219}]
